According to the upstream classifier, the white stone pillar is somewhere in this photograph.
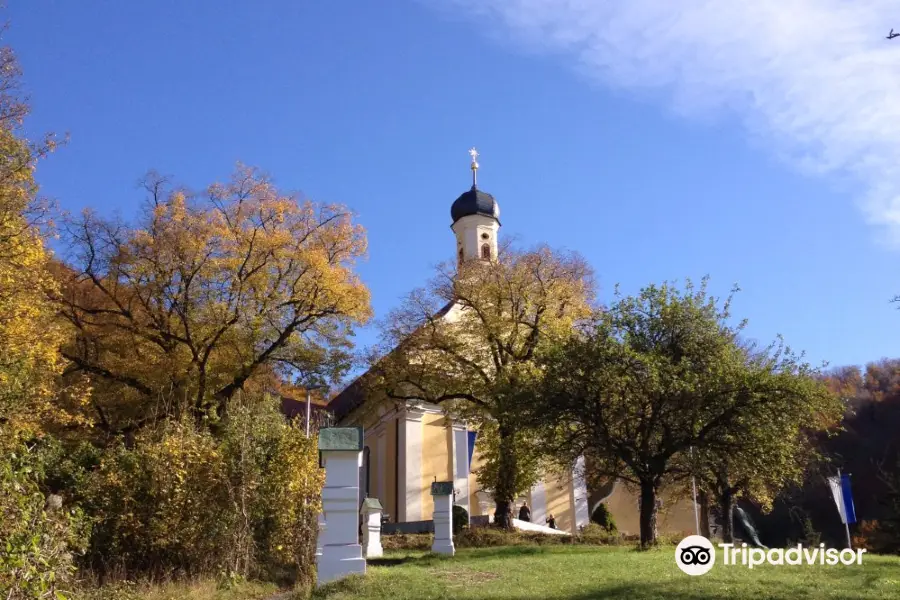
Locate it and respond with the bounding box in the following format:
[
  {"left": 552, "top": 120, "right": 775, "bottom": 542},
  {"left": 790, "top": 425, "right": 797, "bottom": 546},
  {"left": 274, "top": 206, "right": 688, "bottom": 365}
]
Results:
[
  {"left": 431, "top": 481, "right": 455, "bottom": 556},
  {"left": 571, "top": 456, "right": 590, "bottom": 533},
  {"left": 397, "top": 407, "right": 424, "bottom": 522},
  {"left": 316, "top": 511, "right": 325, "bottom": 559},
  {"left": 317, "top": 428, "right": 367, "bottom": 586},
  {"left": 360, "top": 498, "right": 384, "bottom": 558}
]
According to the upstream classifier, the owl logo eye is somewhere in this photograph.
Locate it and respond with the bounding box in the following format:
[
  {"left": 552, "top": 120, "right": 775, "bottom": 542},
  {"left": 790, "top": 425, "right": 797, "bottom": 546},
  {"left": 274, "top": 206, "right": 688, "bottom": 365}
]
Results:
[{"left": 680, "top": 546, "right": 712, "bottom": 565}]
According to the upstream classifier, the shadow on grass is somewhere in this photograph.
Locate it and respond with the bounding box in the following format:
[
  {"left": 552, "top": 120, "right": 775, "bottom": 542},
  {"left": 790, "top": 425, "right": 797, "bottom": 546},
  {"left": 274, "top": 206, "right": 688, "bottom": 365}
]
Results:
[
  {"left": 368, "top": 551, "right": 456, "bottom": 568},
  {"left": 524, "top": 583, "right": 724, "bottom": 600},
  {"left": 460, "top": 546, "right": 546, "bottom": 559},
  {"left": 370, "top": 545, "right": 572, "bottom": 567},
  {"left": 489, "top": 560, "right": 900, "bottom": 600},
  {"left": 367, "top": 556, "right": 428, "bottom": 567},
  {"left": 458, "top": 545, "right": 611, "bottom": 561},
  {"left": 489, "top": 581, "right": 804, "bottom": 600}
]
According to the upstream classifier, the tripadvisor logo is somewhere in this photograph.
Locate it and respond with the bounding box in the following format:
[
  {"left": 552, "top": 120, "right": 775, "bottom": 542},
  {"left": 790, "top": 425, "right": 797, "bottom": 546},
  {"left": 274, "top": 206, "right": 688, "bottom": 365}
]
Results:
[
  {"left": 675, "top": 535, "right": 867, "bottom": 576},
  {"left": 676, "top": 535, "right": 716, "bottom": 576}
]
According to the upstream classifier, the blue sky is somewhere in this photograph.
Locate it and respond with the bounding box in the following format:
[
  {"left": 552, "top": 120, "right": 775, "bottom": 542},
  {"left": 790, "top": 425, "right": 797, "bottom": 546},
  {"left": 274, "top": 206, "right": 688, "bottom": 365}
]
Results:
[{"left": 8, "top": 0, "right": 900, "bottom": 374}]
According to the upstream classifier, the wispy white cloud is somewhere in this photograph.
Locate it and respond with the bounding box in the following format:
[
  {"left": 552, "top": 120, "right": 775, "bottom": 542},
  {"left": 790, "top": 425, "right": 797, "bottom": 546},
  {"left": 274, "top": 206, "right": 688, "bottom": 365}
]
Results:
[{"left": 426, "top": 0, "right": 900, "bottom": 244}]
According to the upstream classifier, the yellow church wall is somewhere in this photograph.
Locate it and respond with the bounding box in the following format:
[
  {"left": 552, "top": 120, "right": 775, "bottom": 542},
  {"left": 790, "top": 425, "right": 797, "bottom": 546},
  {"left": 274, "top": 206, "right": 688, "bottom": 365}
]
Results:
[
  {"left": 419, "top": 413, "right": 451, "bottom": 519},
  {"left": 446, "top": 424, "right": 456, "bottom": 494},
  {"left": 603, "top": 484, "right": 641, "bottom": 535},
  {"left": 385, "top": 418, "right": 398, "bottom": 521},
  {"left": 373, "top": 452, "right": 382, "bottom": 502},
  {"left": 467, "top": 446, "right": 483, "bottom": 516},
  {"left": 657, "top": 489, "right": 697, "bottom": 537},
  {"left": 358, "top": 408, "right": 387, "bottom": 501},
  {"left": 601, "top": 484, "right": 697, "bottom": 537},
  {"left": 353, "top": 408, "right": 402, "bottom": 522},
  {"left": 544, "top": 474, "right": 576, "bottom": 534}
]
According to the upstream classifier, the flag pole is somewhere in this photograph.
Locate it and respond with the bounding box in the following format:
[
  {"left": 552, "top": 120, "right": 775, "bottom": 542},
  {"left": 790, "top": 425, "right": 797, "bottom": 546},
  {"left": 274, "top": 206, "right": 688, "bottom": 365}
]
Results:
[
  {"left": 305, "top": 387, "right": 312, "bottom": 438},
  {"left": 690, "top": 446, "right": 700, "bottom": 535}
]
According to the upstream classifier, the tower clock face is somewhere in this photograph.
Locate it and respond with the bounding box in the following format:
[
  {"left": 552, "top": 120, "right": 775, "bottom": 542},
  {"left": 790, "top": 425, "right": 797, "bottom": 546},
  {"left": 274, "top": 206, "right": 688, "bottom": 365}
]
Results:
[{"left": 481, "top": 233, "right": 489, "bottom": 240}]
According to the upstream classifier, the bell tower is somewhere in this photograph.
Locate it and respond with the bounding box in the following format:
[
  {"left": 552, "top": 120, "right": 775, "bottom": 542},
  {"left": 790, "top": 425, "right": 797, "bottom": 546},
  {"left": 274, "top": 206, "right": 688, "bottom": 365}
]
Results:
[{"left": 450, "top": 148, "right": 500, "bottom": 264}]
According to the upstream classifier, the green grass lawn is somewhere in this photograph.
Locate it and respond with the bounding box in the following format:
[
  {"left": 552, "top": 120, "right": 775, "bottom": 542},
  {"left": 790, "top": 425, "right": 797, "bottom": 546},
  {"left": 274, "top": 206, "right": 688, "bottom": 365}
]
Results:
[
  {"left": 312, "top": 546, "right": 900, "bottom": 600},
  {"left": 76, "top": 578, "right": 280, "bottom": 600}
]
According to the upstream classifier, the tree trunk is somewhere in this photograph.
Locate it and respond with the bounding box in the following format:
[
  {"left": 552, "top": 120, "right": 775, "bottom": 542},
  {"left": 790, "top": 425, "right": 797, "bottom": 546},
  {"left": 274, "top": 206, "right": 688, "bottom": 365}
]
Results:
[
  {"left": 494, "top": 497, "right": 513, "bottom": 530},
  {"left": 720, "top": 487, "right": 735, "bottom": 543},
  {"left": 638, "top": 480, "right": 659, "bottom": 547},
  {"left": 493, "top": 423, "right": 517, "bottom": 530},
  {"left": 699, "top": 489, "right": 711, "bottom": 539}
]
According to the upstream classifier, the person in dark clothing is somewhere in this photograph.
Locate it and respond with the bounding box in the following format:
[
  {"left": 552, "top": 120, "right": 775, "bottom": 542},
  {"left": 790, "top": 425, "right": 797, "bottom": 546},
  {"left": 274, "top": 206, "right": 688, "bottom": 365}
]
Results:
[
  {"left": 518, "top": 502, "right": 531, "bottom": 522},
  {"left": 546, "top": 514, "right": 557, "bottom": 529}
]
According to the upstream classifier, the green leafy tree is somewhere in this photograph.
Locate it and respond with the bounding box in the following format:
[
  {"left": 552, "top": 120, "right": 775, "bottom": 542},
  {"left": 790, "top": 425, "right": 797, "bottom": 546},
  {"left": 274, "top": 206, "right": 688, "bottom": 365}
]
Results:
[
  {"left": 533, "top": 278, "right": 837, "bottom": 546},
  {"left": 683, "top": 340, "right": 842, "bottom": 542},
  {"left": 371, "top": 244, "right": 594, "bottom": 528}
]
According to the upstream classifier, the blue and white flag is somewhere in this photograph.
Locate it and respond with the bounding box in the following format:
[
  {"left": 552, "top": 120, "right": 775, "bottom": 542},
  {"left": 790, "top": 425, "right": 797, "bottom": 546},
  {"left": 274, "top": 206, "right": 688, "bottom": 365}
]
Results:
[
  {"left": 467, "top": 430, "right": 477, "bottom": 471},
  {"left": 827, "top": 474, "right": 857, "bottom": 525}
]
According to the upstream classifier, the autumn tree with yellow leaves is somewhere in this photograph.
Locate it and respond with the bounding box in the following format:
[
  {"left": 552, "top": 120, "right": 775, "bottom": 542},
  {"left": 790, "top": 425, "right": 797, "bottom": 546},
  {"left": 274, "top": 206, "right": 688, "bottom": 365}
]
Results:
[
  {"left": 0, "top": 38, "right": 66, "bottom": 431},
  {"left": 56, "top": 167, "right": 371, "bottom": 436},
  {"left": 0, "top": 31, "right": 92, "bottom": 600}
]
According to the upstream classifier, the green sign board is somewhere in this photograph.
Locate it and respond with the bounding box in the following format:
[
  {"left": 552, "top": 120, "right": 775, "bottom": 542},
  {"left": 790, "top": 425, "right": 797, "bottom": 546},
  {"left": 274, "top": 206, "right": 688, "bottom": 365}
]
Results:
[
  {"left": 318, "top": 427, "right": 364, "bottom": 451},
  {"left": 431, "top": 481, "right": 454, "bottom": 496}
]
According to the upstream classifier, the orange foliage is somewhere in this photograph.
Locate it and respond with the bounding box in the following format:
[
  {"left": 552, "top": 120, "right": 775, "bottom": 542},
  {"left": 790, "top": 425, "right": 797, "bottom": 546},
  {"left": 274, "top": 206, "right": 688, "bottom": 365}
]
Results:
[{"left": 56, "top": 166, "right": 371, "bottom": 434}]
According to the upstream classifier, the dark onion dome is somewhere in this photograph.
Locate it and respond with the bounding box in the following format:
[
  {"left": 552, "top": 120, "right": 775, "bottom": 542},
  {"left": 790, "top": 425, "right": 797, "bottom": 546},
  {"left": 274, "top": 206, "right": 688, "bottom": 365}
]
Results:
[{"left": 450, "top": 186, "right": 500, "bottom": 224}]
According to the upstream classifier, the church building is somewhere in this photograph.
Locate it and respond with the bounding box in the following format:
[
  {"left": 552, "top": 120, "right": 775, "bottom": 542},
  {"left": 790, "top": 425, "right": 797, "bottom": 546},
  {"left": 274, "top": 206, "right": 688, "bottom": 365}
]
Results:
[{"left": 328, "top": 150, "right": 698, "bottom": 537}]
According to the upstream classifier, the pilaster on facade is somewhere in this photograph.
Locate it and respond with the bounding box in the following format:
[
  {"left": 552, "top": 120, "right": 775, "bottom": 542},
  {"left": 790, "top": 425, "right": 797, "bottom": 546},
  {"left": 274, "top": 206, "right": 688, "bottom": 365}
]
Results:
[
  {"left": 571, "top": 456, "right": 590, "bottom": 532},
  {"left": 397, "top": 406, "right": 426, "bottom": 522},
  {"left": 450, "top": 422, "right": 471, "bottom": 520},
  {"left": 374, "top": 428, "right": 387, "bottom": 504}
]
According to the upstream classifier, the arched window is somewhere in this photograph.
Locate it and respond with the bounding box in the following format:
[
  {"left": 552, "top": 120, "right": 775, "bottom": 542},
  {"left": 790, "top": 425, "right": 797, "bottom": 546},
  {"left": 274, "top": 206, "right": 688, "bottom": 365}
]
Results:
[{"left": 481, "top": 244, "right": 491, "bottom": 260}]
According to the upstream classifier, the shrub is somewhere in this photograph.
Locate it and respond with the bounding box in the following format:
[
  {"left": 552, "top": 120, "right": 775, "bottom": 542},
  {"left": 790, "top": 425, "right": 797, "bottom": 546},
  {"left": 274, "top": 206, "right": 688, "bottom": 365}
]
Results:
[
  {"left": 0, "top": 428, "right": 89, "bottom": 600},
  {"left": 590, "top": 502, "right": 618, "bottom": 533},
  {"left": 579, "top": 523, "right": 623, "bottom": 545},
  {"left": 381, "top": 533, "right": 432, "bottom": 552},
  {"left": 457, "top": 524, "right": 621, "bottom": 548},
  {"left": 252, "top": 407, "right": 323, "bottom": 588},
  {"left": 457, "top": 527, "right": 526, "bottom": 548},
  {"left": 82, "top": 419, "right": 228, "bottom": 577},
  {"left": 852, "top": 520, "right": 897, "bottom": 554},
  {"left": 452, "top": 505, "right": 469, "bottom": 535},
  {"left": 79, "top": 395, "right": 322, "bottom": 586},
  {"left": 380, "top": 524, "right": 624, "bottom": 552},
  {"left": 800, "top": 516, "right": 821, "bottom": 547}
]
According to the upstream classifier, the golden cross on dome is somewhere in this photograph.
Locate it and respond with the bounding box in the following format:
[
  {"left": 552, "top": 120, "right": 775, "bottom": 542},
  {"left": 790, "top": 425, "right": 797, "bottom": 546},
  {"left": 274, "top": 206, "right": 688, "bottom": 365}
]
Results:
[{"left": 469, "top": 147, "right": 479, "bottom": 187}]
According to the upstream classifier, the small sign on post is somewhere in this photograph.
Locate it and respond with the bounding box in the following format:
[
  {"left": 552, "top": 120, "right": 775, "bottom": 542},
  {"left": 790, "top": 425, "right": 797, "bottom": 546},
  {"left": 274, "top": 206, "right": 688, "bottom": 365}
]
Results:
[{"left": 431, "top": 481, "right": 456, "bottom": 556}]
